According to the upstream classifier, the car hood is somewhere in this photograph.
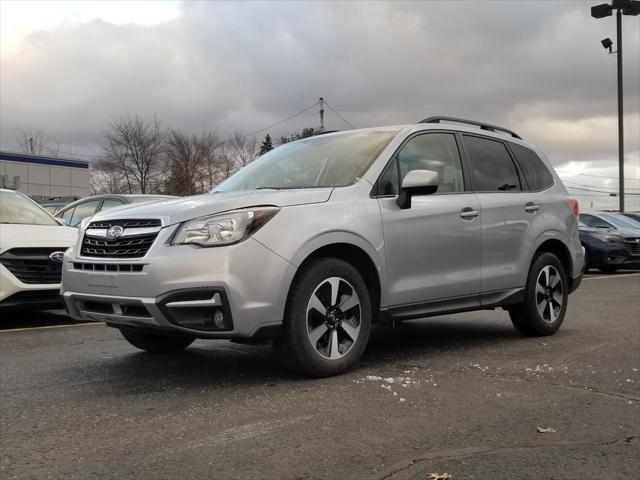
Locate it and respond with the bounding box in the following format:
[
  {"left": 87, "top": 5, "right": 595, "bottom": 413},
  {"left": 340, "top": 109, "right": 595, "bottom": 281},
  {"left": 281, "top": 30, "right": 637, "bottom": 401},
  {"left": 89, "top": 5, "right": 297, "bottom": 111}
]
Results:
[
  {"left": 89, "top": 188, "right": 334, "bottom": 226},
  {"left": 0, "top": 224, "right": 78, "bottom": 252},
  {"left": 579, "top": 226, "right": 640, "bottom": 238}
]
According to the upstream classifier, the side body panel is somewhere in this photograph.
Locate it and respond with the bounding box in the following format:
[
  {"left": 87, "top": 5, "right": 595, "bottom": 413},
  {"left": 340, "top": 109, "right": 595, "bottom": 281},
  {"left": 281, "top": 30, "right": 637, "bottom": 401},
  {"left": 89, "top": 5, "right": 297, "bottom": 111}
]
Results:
[{"left": 377, "top": 194, "right": 482, "bottom": 306}]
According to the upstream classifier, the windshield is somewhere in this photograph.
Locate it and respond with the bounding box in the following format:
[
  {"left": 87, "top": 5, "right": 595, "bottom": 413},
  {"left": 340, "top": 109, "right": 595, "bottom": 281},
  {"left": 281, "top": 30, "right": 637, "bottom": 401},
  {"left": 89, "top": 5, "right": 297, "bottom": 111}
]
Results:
[
  {"left": 0, "top": 190, "right": 59, "bottom": 226},
  {"left": 214, "top": 130, "right": 399, "bottom": 192},
  {"left": 599, "top": 213, "right": 640, "bottom": 229}
]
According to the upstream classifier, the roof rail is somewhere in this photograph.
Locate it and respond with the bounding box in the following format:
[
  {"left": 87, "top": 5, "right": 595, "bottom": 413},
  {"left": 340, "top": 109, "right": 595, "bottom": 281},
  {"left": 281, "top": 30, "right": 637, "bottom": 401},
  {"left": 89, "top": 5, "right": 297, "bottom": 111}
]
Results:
[{"left": 419, "top": 116, "right": 522, "bottom": 140}]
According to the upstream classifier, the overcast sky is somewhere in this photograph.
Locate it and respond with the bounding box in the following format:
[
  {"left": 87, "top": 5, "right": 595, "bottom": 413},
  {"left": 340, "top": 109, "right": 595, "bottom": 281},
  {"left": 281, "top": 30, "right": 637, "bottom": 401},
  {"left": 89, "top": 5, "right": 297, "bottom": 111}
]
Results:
[{"left": 1, "top": 0, "right": 638, "bottom": 208}]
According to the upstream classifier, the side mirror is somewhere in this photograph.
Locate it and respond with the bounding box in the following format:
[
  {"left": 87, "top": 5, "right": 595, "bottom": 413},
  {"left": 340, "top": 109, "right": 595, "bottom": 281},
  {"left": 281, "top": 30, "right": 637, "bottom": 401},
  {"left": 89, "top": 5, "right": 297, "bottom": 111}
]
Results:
[{"left": 396, "top": 170, "right": 439, "bottom": 209}]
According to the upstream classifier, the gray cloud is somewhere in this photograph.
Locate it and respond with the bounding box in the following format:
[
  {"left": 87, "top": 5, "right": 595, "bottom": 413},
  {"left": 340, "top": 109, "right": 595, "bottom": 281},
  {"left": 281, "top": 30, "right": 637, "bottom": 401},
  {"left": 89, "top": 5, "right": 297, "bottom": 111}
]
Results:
[{"left": 1, "top": 0, "right": 638, "bottom": 169}]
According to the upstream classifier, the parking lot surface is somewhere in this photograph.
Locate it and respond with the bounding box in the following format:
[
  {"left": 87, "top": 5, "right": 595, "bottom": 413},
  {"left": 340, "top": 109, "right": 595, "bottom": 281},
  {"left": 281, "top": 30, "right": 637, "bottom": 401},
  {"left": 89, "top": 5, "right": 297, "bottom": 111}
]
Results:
[{"left": 1, "top": 272, "right": 639, "bottom": 480}]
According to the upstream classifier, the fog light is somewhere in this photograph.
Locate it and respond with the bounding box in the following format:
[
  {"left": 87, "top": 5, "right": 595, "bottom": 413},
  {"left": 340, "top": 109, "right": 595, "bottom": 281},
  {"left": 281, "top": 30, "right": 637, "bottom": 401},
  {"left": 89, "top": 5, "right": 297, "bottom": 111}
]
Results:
[{"left": 213, "top": 309, "right": 225, "bottom": 328}]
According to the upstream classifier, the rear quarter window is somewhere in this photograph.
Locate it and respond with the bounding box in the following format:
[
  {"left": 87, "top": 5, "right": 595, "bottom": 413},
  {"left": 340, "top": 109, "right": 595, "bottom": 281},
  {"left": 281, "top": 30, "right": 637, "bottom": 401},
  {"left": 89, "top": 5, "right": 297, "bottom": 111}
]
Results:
[{"left": 509, "top": 143, "right": 554, "bottom": 191}]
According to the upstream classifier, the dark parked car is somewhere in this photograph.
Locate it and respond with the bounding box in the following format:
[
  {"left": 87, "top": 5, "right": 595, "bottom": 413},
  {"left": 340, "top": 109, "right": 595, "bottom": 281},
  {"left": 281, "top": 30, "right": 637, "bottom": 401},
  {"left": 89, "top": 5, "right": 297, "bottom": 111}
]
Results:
[
  {"left": 579, "top": 212, "right": 640, "bottom": 273},
  {"left": 55, "top": 194, "right": 176, "bottom": 227},
  {"left": 621, "top": 212, "right": 640, "bottom": 223}
]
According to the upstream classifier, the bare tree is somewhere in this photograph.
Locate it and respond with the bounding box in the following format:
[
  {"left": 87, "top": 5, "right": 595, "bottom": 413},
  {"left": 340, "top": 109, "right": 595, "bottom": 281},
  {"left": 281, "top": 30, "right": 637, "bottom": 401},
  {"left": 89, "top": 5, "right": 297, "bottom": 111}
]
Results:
[
  {"left": 195, "top": 131, "right": 225, "bottom": 192},
  {"left": 102, "top": 115, "right": 166, "bottom": 193},
  {"left": 17, "top": 129, "right": 49, "bottom": 155},
  {"left": 90, "top": 158, "right": 128, "bottom": 194},
  {"left": 228, "top": 132, "right": 258, "bottom": 167}
]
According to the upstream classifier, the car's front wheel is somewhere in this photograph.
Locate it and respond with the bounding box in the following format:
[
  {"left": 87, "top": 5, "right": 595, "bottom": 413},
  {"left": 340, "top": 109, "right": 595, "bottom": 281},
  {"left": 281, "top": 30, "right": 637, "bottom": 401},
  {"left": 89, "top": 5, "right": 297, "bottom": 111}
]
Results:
[
  {"left": 119, "top": 329, "right": 195, "bottom": 353},
  {"left": 274, "top": 258, "right": 372, "bottom": 377},
  {"left": 508, "top": 252, "right": 568, "bottom": 336}
]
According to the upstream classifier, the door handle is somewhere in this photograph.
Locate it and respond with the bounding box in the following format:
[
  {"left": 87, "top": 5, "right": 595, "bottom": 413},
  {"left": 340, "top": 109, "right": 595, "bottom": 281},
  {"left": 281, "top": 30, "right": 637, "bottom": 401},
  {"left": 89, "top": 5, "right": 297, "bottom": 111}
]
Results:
[
  {"left": 460, "top": 207, "right": 479, "bottom": 220},
  {"left": 524, "top": 203, "right": 540, "bottom": 214}
]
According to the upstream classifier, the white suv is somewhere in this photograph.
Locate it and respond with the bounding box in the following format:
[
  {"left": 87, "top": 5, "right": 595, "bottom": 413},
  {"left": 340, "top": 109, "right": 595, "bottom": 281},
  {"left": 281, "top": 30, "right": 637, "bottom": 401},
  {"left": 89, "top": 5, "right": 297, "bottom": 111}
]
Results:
[
  {"left": 0, "top": 189, "right": 77, "bottom": 309},
  {"left": 61, "top": 118, "right": 584, "bottom": 376}
]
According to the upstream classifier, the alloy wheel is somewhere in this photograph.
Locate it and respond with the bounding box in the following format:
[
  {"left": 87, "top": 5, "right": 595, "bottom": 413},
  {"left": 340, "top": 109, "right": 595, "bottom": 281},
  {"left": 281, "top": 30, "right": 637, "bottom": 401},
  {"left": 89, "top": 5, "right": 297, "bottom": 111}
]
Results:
[
  {"left": 535, "top": 265, "right": 563, "bottom": 323},
  {"left": 306, "top": 276, "right": 361, "bottom": 360}
]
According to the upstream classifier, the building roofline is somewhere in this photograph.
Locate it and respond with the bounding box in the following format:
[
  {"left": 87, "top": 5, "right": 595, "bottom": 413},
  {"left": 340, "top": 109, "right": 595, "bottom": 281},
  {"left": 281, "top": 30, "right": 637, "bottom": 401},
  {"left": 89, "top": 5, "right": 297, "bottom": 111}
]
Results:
[{"left": 0, "top": 150, "right": 89, "bottom": 169}]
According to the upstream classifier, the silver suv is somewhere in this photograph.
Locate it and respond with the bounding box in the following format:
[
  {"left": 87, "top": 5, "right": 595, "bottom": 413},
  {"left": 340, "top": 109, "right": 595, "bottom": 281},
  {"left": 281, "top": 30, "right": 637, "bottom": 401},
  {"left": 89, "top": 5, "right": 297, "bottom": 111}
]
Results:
[{"left": 62, "top": 117, "right": 585, "bottom": 377}]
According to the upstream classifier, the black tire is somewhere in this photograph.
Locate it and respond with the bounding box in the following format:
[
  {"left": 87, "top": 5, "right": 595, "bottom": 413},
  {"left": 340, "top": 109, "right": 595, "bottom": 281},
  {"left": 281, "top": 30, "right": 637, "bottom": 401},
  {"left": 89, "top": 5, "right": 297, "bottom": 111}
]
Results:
[
  {"left": 119, "top": 329, "right": 195, "bottom": 353},
  {"left": 599, "top": 266, "right": 619, "bottom": 274},
  {"left": 274, "top": 258, "right": 372, "bottom": 377},
  {"left": 583, "top": 248, "right": 590, "bottom": 273},
  {"left": 509, "top": 252, "right": 568, "bottom": 336}
]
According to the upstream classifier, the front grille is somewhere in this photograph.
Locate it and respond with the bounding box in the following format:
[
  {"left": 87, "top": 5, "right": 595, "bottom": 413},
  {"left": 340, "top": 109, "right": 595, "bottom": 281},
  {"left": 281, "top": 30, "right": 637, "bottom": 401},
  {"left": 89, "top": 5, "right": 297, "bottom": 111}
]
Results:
[
  {"left": 73, "top": 262, "right": 144, "bottom": 272},
  {"left": 0, "top": 248, "right": 65, "bottom": 284},
  {"left": 624, "top": 238, "right": 640, "bottom": 255},
  {"left": 81, "top": 218, "right": 160, "bottom": 258},
  {"left": 89, "top": 219, "right": 161, "bottom": 229}
]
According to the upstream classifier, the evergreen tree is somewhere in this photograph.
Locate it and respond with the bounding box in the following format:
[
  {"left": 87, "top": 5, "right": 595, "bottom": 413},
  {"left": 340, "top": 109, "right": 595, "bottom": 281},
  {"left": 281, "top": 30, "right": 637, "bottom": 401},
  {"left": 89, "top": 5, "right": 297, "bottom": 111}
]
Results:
[{"left": 259, "top": 134, "right": 273, "bottom": 155}]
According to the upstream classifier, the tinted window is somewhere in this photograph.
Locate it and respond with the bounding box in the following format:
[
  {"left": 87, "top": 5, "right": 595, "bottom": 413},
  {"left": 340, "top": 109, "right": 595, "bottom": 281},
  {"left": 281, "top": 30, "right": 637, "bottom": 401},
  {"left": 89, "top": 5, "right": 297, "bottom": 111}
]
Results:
[
  {"left": 464, "top": 135, "right": 521, "bottom": 192},
  {"left": 100, "top": 199, "right": 126, "bottom": 212},
  {"left": 69, "top": 200, "right": 100, "bottom": 227},
  {"left": 580, "top": 214, "right": 612, "bottom": 229},
  {"left": 377, "top": 133, "right": 464, "bottom": 195},
  {"left": 509, "top": 143, "right": 554, "bottom": 190}
]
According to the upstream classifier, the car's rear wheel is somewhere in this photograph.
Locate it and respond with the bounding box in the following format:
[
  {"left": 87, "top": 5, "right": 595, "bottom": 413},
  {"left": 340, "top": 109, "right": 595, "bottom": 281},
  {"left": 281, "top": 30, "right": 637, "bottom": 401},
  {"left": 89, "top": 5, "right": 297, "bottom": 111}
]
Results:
[
  {"left": 274, "top": 258, "right": 372, "bottom": 377},
  {"left": 508, "top": 252, "right": 568, "bottom": 336},
  {"left": 119, "top": 329, "right": 195, "bottom": 353}
]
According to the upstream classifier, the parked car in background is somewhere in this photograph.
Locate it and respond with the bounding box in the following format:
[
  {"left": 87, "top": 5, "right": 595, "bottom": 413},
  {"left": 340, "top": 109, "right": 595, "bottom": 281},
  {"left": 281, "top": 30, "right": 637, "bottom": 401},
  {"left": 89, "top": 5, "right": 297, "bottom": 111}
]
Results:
[
  {"left": 579, "top": 212, "right": 640, "bottom": 273},
  {"left": 621, "top": 212, "right": 640, "bottom": 223},
  {"left": 55, "top": 194, "right": 176, "bottom": 227},
  {"left": 0, "top": 189, "right": 78, "bottom": 309},
  {"left": 62, "top": 117, "right": 584, "bottom": 377}
]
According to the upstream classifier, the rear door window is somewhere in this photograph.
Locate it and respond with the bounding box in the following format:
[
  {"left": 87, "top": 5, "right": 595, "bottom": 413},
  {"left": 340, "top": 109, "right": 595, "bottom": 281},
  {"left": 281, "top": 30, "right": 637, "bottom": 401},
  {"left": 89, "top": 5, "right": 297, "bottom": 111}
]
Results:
[
  {"left": 509, "top": 143, "right": 554, "bottom": 191},
  {"left": 463, "top": 135, "right": 522, "bottom": 192}
]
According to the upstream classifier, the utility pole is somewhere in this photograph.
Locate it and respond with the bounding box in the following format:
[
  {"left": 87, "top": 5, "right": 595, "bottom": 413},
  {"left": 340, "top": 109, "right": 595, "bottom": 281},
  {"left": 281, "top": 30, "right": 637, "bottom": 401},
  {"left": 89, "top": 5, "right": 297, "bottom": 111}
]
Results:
[
  {"left": 319, "top": 97, "right": 325, "bottom": 133},
  {"left": 591, "top": 0, "right": 640, "bottom": 212},
  {"left": 615, "top": 8, "right": 624, "bottom": 212}
]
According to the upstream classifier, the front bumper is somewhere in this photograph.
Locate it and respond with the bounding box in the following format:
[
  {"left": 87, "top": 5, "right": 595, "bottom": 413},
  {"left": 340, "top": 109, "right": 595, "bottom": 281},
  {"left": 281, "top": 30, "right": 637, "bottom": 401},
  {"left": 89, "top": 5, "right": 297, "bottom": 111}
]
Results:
[
  {"left": 588, "top": 243, "right": 640, "bottom": 269},
  {"left": 62, "top": 227, "right": 296, "bottom": 338},
  {"left": 0, "top": 264, "right": 62, "bottom": 309}
]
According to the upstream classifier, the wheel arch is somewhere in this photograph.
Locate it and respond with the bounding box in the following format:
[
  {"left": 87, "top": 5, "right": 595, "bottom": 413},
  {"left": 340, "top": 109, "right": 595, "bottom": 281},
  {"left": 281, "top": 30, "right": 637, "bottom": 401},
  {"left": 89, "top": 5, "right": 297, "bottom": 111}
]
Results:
[
  {"left": 287, "top": 241, "right": 385, "bottom": 321},
  {"left": 530, "top": 235, "right": 577, "bottom": 292}
]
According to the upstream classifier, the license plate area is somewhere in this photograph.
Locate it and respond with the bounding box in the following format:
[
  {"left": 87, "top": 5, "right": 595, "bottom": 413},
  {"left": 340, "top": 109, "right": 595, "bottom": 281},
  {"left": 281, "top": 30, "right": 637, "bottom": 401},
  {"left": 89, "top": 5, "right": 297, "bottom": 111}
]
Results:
[{"left": 88, "top": 273, "right": 119, "bottom": 287}]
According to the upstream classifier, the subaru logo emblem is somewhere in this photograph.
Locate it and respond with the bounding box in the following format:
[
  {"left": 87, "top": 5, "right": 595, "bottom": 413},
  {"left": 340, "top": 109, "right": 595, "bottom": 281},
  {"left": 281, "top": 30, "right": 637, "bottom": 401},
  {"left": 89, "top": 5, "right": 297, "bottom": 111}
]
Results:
[
  {"left": 49, "top": 251, "right": 65, "bottom": 263},
  {"left": 106, "top": 225, "right": 124, "bottom": 240}
]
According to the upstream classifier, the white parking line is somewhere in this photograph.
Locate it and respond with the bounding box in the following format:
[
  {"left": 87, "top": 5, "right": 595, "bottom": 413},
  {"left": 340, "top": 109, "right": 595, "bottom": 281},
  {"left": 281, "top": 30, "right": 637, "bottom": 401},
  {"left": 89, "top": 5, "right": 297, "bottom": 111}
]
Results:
[
  {"left": 584, "top": 272, "right": 640, "bottom": 281},
  {"left": 0, "top": 322, "right": 103, "bottom": 333}
]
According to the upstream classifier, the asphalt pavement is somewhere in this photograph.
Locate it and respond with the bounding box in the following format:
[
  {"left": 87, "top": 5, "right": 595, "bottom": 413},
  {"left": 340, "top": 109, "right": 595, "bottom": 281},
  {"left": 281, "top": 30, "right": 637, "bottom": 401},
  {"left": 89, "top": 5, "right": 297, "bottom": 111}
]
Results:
[{"left": 1, "top": 272, "right": 639, "bottom": 480}]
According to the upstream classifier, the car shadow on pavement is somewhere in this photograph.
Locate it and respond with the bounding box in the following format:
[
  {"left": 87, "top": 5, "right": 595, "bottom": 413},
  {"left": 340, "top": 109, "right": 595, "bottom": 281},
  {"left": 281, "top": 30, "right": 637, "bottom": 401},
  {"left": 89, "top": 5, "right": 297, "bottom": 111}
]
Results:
[{"left": 62, "top": 316, "right": 524, "bottom": 397}]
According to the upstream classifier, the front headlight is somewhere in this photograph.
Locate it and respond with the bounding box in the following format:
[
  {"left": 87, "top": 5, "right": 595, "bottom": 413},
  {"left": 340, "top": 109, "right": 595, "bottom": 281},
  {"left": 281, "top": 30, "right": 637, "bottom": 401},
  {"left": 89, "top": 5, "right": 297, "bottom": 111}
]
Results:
[
  {"left": 172, "top": 207, "right": 280, "bottom": 247},
  {"left": 592, "top": 232, "right": 621, "bottom": 243}
]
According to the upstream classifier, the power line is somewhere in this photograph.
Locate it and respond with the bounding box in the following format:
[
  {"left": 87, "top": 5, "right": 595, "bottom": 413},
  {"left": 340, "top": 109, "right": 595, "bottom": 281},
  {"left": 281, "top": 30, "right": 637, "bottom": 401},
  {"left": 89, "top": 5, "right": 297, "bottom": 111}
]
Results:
[
  {"left": 240, "top": 101, "right": 320, "bottom": 139},
  {"left": 566, "top": 185, "right": 640, "bottom": 195},
  {"left": 323, "top": 100, "right": 356, "bottom": 129},
  {"left": 558, "top": 171, "right": 640, "bottom": 181},
  {"left": 563, "top": 180, "right": 640, "bottom": 192}
]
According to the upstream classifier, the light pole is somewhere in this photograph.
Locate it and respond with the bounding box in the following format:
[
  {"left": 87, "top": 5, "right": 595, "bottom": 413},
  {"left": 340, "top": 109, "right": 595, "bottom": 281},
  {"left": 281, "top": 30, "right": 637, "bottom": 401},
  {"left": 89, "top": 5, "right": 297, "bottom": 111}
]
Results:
[{"left": 591, "top": 0, "right": 640, "bottom": 212}]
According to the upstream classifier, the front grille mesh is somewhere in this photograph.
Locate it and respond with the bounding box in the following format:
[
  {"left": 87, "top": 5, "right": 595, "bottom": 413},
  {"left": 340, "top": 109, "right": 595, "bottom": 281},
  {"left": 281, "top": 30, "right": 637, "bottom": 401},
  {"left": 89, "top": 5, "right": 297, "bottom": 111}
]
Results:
[
  {"left": 80, "top": 219, "right": 160, "bottom": 258},
  {"left": 624, "top": 238, "right": 640, "bottom": 255},
  {"left": 0, "top": 248, "right": 64, "bottom": 284}
]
